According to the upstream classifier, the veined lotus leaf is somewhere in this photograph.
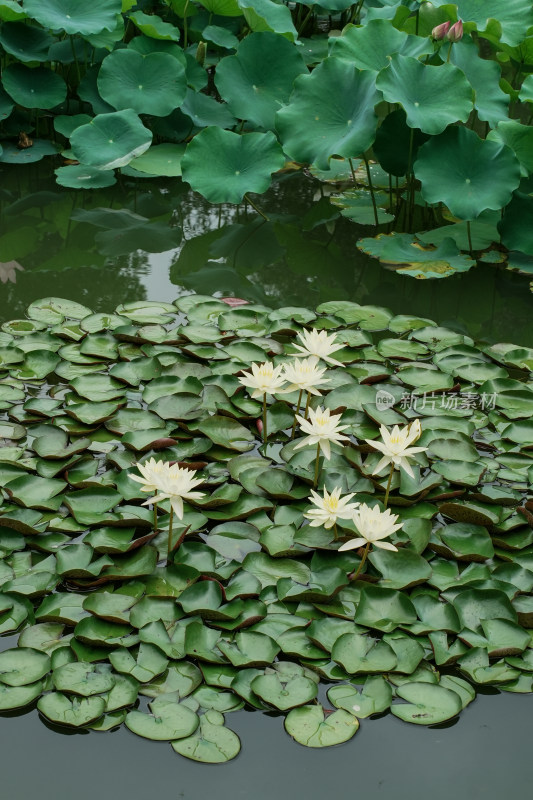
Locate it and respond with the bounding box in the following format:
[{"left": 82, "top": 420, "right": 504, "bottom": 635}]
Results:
[
  {"left": 202, "top": 24, "right": 239, "bottom": 49},
  {"left": 98, "top": 50, "right": 187, "bottom": 116},
  {"left": 373, "top": 109, "right": 430, "bottom": 177},
  {"left": 414, "top": 127, "right": 521, "bottom": 219},
  {"left": 196, "top": 0, "right": 242, "bottom": 16},
  {"left": 237, "top": 0, "right": 297, "bottom": 41},
  {"left": 0, "top": 1, "right": 27, "bottom": 21},
  {"left": 392, "top": 682, "right": 462, "bottom": 725},
  {"left": 126, "top": 696, "right": 199, "bottom": 740},
  {"left": 129, "top": 144, "right": 186, "bottom": 177},
  {"left": 2, "top": 64, "right": 67, "bottom": 110},
  {"left": 357, "top": 233, "right": 475, "bottom": 278},
  {"left": 172, "top": 709, "right": 241, "bottom": 763},
  {"left": 331, "top": 19, "right": 432, "bottom": 72},
  {"left": 23, "top": 0, "right": 122, "bottom": 35},
  {"left": 284, "top": 704, "right": 359, "bottom": 747},
  {"left": 376, "top": 55, "right": 473, "bottom": 135},
  {"left": 430, "top": 0, "right": 533, "bottom": 46},
  {"left": 215, "top": 32, "right": 307, "bottom": 131},
  {"left": 276, "top": 57, "right": 380, "bottom": 171},
  {"left": 129, "top": 10, "right": 181, "bottom": 41},
  {"left": 38, "top": 692, "right": 106, "bottom": 727},
  {"left": 181, "top": 128, "right": 284, "bottom": 204},
  {"left": 488, "top": 120, "right": 533, "bottom": 175},
  {"left": 0, "top": 21, "right": 55, "bottom": 62},
  {"left": 328, "top": 675, "right": 392, "bottom": 717},
  {"left": 70, "top": 110, "right": 153, "bottom": 171},
  {"left": 450, "top": 38, "right": 509, "bottom": 127}
]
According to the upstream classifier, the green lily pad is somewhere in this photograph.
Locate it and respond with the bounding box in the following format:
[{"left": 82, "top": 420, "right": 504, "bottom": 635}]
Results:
[
  {"left": 38, "top": 692, "right": 106, "bottom": 728},
  {"left": 126, "top": 696, "right": 199, "bottom": 741},
  {"left": 284, "top": 704, "right": 359, "bottom": 748},
  {"left": 171, "top": 709, "right": 241, "bottom": 763},
  {"left": 0, "top": 648, "right": 50, "bottom": 686},
  {"left": 392, "top": 682, "right": 462, "bottom": 725},
  {"left": 327, "top": 676, "right": 392, "bottom": 717}
]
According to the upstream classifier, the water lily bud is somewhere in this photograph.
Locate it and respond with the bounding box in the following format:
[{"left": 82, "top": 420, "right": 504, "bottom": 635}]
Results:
[
  {"left": 195, "top": 41, "right": 206, "bottom": 66},
  {"left": 447, "top": 20, "right": 463, "bottom": 42},
  {"left": 431, "top": 21, "right": 451, "bottom": 39}
]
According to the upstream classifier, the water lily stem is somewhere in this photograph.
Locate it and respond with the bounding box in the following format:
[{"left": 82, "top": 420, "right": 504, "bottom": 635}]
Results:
[
  {"left": 351, "top": 543, "right": 370, "bottom": 580},
  {"left": 466, "top": 220, "right": 473, "bottom": 255},
  {"left": 406, "top": 128, "right": 415, "bottom": 231},
  {"left": 446, "top": 43, "right": 452, "bottom": 63},
  {"left": 167, "top": 507, "right": 174, "bottom": 561},
  {"left": 70, "top": 36, "right": 81, "bottom": 85},
  {"left": 262, "top": 393, "right": 268, "bottom": 444},
  {"left": 244, "top": 194, "right": 269, "bottom": 221},
  {"left": 298, "top": 7, "right": 313, "bottom": 36},
  {"left": 384, "top": 464, "right": 394, "bottom": 508},
  {"left": 314, "top": 442, "right": 321, "bottom": 488},
  {"left": 333, "top": 521, "right": 338, "bottom": 540},
  {"left": 183, "top": 0, "right": 190, "bottom": 48},
  {"left": 364, "top": 155, "right": 379, "bottom": 226},
  {"left": 304, "top": 391, "right": 311, "bottom": 420},
  {"left": 153, "top": 502, "right": 158, "bottom": 532},
  {"left": 291, "top": 389, "right": 303, "bottom": 439},
  {"left": 349, "top": 157, "right": 358, "bottom": 186}
]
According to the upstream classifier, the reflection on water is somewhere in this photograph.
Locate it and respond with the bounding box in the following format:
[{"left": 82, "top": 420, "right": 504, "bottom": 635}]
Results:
[{"left": 0, "top": 161, "right": 532, "bottom": 345}]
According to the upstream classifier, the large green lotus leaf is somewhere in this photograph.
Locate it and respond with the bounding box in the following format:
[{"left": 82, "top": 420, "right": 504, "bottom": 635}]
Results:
[
  {"left": 285, "top": 704, "right": 359, "bottom": 748},
  {"left": 0, "top": 21, "right": 55, "bottom": 62},
  {"left": 327, "top": 676, "right": 392, "bottom": 718},
  {"left": 181, "top": 128, "right": 284, "bottom": 204},
  {"left": 330, "top": 19, "right": 432, "bottom": 72},
  {"left": 180, "top": 88, "right": 237, "bottom": 129},
  {"left": 499, "top": 191, "right": 533, "bottom": 254},
  {"left": 23, "top": 0, "right": 122, "bottom": 35},
  {"left": 450, "top": 38, "right": 508, "bottom": 127},
  {"left": 98, "top": 50, "right": 186, "bottom": 116},
  {"left": 129, "top": 10, "right": 181, "bottom": 41},
  {"left": 431, "top": 0, "right": 533, "bottom": 46},
  {"left": 0, "top": 1, "right": 27, "bottom": 21},
  {"left": 392, "top": 682, "right": 462, "bottom": 725},
  {"left": 0, "top": 648, "right": 50, "bottom": 686},
  {"left": 276, "top": 57, "right": 380, "bottom": 170},
  {"left": 237, "top": 0, "right": 297, "bottom": 41},
  {"left": 376, "top": 55, "right": 473, "bottom": 135},
  {"left": 487, "top": 120, "right": 533, "bottom": 175},
  {"left": 55, "top": 165, "right": 116, "bottom": 189},
  {"left": 414, "top": 126, "right": 521, "bottom": 220},
  {"left": 2, "top": 64, "right": 67, "bottom": 110},
  {"left": 196, "top": 0, "right": 242, "bottom": 16},
  {"left": 215, "top": 32, "right": 307, "bottom": 131},
  {"left": 357, "top": 233, "right": 475, "bottom": 278},
  {"left": 70, "top": 110, "right": 152, "bottom": 170},
  {"left": 172, "top": 709, "right": 241, "bottom": 763},
  {"left": 38, "top": 692, "right": 105, "bottom": 727},
  {"left": 128, "top": 143, "right": 186, "bottom": 177},
  {"left": 126, "top": 696, "right": 199, "bottom": 740}
]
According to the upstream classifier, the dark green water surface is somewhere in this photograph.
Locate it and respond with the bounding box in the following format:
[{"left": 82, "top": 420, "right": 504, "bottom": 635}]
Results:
[
  {"left": 0, "top": 162, "right": 532, "bottom": 798},
  {"left": 1, "top": 163, "right": 532, "bottom": 346}
]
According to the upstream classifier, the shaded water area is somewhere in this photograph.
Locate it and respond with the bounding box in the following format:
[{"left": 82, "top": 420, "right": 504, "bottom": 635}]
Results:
[
  {"left": 0, "top": 162, "right": 532, "bottom": 799},
  {"left": 1, "top": 162, "right": 532, "bottom": 346}
]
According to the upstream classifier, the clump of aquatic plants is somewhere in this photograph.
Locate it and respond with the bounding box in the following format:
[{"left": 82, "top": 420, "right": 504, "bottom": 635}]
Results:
[
  {"left": 3, "top": 1, "right": 533, "bottom": 278},
  {"left": 0, "top": 294, "right": 532, "bottom": 759}
]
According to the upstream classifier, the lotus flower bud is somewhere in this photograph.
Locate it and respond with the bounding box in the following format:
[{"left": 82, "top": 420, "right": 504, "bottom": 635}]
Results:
[
  {"left": 446, "top": 20, "right": 463, "bottom": 42},
  {"left": 431, "top": 21, "right": 451, "bottom": 40}
]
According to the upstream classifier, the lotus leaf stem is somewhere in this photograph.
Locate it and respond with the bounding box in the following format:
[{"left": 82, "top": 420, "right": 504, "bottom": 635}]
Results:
[
  {"left": 167, "top": 507, "right": 174, "bottom": 561},
  {"left": 291, "top": 388, "right": 303, "bottom": 439},
  {"left": 364, "top": 156, "right": 379, "bottom": 226},
  {"left": 314, "top": 442, "right": 321, "bottom": 488},
  {"left": 153, "top": 502, "right": 158, "bottom": 533},
  {"left": 351, "top": 542, "right": 370, "bottom": 580},
  {"left": 384, "top": 464, "right": 394, "bottom": 508},
  {"left": 262, "top": 392, "right": 268, "bottom": 444},
  {"left": 244, "top": 193, "right": 269, "bottom": 221}
]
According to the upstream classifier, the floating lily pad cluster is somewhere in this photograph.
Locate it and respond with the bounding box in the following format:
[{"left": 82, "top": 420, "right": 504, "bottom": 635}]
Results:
[
  {"left": 1, "top": 1, "right": 533, "bottom": 275},
  {"left": 0, "top": 295, "right": 532, "bottom": 759}
]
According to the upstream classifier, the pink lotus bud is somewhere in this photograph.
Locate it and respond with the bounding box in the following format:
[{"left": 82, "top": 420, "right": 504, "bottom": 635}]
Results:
[
  {"left": 432, "top": 21, "right": 451, "bottom": 40},
  {"left": 446, "top": 20, "right": 463, "bottom": 42},
  {"left": 256, "top": 419, "right": 264, "bottom": 435},
  {"left": 220, "top": 296, "right": 249, "bottom": 307}
]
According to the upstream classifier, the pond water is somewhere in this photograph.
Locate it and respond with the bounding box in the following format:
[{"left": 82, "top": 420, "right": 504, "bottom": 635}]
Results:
[
  {"left": 1, "top": 162, "right": 532, "bottom": 346},
  {"left": 0, "top": 161, "right": 532, "bottom": 799}
]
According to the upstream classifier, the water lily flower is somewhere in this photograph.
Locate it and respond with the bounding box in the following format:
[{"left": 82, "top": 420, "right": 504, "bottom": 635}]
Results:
[
  {"left": 282, "top": 356, "right": 329, "bottom": 396},
  {"left": 0, "top": 260, "right": 24, "bottom": 284},
  {"left": 130, "top": 457, "right": 175, "bottom": 494},
  {"left": 141, "top": 465, "right": 205, "bottom": 521},
  {"left": 304, "top": 487, "right": 359, "bottom": 533},
  {"left": 294, "top": 405, "right": 350, "bottom": 461},
  {"left": 292, "top": 328, "right": 345, "bottom": 367},
  {"left": 238, "top": 361, "right": 286, "bottom": 399},
  {"left": 447, "top": 19, "right": 463, "bottom": 42},
  {"left": 431, "top": 21, "right": 451, "bottom": 39},
  {"left": 365, "top": 419, "right": 426, "bottom": 479},
  {"left": 339, "top": 503, "right": 401, "bottom": 552}
]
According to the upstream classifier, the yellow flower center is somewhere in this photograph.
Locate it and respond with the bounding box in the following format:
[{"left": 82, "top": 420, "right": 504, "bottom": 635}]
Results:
[
  {"left": 391, "top": 435, "right": 401, "bottom": 444},
  {"left": 316, "top": 415, "right": 328, "bottom": 426},
  {"left": 259, "top": 367, "right": 273, "bottom": 379},
  {"left": 325, "top": 496, "right": 338, "bottom": 512}
]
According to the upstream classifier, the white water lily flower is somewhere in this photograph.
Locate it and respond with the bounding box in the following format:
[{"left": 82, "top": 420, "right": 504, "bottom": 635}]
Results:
[
  {"left": 293, "top": 328, "right": 344, "bottom": 366},
  {"left": 294, "top": 405, "right": 350, "bottom": 460},
  {"left": 339, "top": 503, "right": 402, "bottom": 552},
  {"left": 365, "top": 419, "right": 427, "bottom": 478},
  {"left": 282, "top": 356, "right": 330, "bottom": 396},
  {"left": 238, "top": 361, "right": 286, "bottom": 399},
  {"left": 304, "top": 487, "right": 359, "bottom": 529},
  {"left": 130, "top": 457, "right": 175, "bottom": 494},
  {"left": 141, "top": 466, "right": 205, "bottom": 520}
]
